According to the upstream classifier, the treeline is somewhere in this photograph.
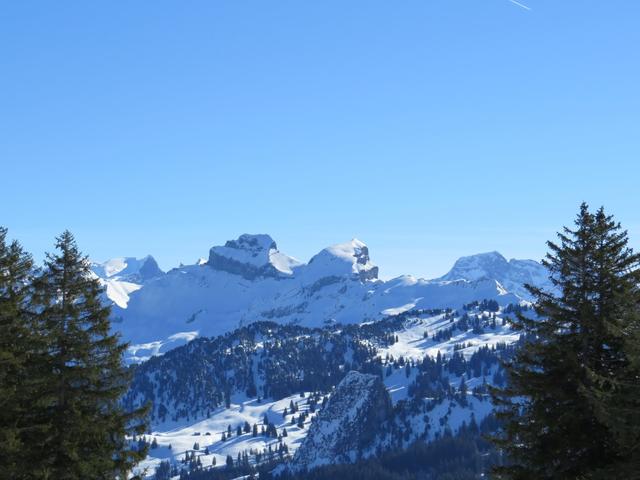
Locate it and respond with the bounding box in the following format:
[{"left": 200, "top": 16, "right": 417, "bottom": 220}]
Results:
[
  {"left": 267, "top": 421, "right": 500, "bottom": 480},
  {"left": 123, "top": 321, "right": 385, "bottom": 424},
  {"left": 0, "top": 229, "right": 147, "bottom": 480},
  {"left": 125, "top": 304, "right": 512, "bottom": 427}
]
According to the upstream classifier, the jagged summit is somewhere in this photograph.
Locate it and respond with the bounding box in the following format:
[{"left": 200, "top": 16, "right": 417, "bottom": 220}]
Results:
[
  {"left": 204, "top": 234, "right": 378, "bottom": 283},
  {"left": 207, "top": 233, "right": 302, "bottom": 279}
]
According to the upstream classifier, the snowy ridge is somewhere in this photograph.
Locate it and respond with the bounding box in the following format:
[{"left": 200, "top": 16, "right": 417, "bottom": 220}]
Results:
[
  {"left": 436, "top": 251, "right": 551, "bottom": 299},
  {"left": 91, "top": 255, "right": 163, "bottom": 283},
  {"left": 90, "top": 255, "right": 163, "bottom": 309},
  {"left": 96, "top": 234, "right": 546, "bottom": 361}
]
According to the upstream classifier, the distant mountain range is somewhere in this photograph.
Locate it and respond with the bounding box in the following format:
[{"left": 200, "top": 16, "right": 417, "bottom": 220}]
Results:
[
  {"left": 110, "top": 235, "right": 551, "bottom": 476},
  {"left": 90, "top": 234, "right": 551, "bottom": 362}
]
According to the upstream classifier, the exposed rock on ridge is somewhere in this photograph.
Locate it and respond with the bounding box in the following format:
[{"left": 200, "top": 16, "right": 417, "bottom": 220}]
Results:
[{"left": 291, "top": 371, "right": 392, "bottom": 471}]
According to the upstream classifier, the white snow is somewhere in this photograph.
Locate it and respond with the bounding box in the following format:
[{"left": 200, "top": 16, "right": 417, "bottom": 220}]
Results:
[
  {"left": 133, "top": 306, "right": 525, "bottom": 477},
  {"left": 133, "top": 392, "right": 318, "bottom": 478},
  {"left": 102, "top": 279, "right": 142, "bottom": 309},
  {"left": 91, "top": 255, "right": 158, "bottom": 280},
  {"left": 96, "top": 234, "right": 544, "bottom": 362},
  {"left": 208, "top": 234, "right": 302, "bottom": 275},
  {"left": 304, "top": 238, "right": 377, "bottom": 280},
  {"left": 127, "top": 331, "right": 199, "bottom": 363},
  {"left": 377, "top": 313, "right": 518, "bottom": 363},
  {"left": 436, "top": 251, "right": 553, "bottom": 300}
]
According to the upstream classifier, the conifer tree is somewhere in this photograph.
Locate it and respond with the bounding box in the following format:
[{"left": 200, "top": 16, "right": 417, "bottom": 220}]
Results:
[
  {"left": 0, "top": 228, "right": 44, "bottom": 479},
  {"left": 33, "top": 231, "right": 148, "bottom": 479},
  {"left": 491, "top": 204, "right": 640, "bottom": 479},
  {"left": 580, "top": 209, "right": 640, "bottom": 478}
]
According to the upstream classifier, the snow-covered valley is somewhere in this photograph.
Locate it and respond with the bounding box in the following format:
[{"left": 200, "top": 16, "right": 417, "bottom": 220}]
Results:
[{"left": 127, "top": 305, "right": 530, "bottom": 478}]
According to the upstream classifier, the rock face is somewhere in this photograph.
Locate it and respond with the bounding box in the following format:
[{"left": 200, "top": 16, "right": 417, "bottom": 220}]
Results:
[
  {"left": 207, "top": 234, "right": 302, "bottom": 280},
  {"left": 291, "top": 371, "right": 392, "bottom": 471}
]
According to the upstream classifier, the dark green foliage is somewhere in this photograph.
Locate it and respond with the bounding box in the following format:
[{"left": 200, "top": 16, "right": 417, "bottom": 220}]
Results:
[
  {"left": 0, "top": 228, "right": 45, "bottom": 479},
  {"left": 125, "top": 308, "right": 502, "bottom": 427},
  {"left": 268, "top": 424, "right": 499, "bottom": 480},
  {"left": 0, "top": 229, "right": 149, "bottom": 479},
  {"left": 491, "top": 204, "right": 640, "bottom": 479},
  {"left": 34, "top": 231, "right": 148, "bottom": 478},
  {"left": 155, "top": 460, "right": 172, "bottom": 480}
]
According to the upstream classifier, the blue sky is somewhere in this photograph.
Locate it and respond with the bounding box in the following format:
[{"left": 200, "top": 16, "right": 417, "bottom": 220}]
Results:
[{"left": 1, "top": 1, "right": 639, "bottom": 279}]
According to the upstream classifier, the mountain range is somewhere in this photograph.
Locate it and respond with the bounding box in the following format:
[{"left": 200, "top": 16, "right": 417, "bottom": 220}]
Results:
[{"left": 90, "top": 233, "right": 551, "bottom": 362}]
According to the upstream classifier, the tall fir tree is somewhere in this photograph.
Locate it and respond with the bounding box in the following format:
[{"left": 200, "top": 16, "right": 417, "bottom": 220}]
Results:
[
  {"left": 580, "top": 208, "right": 640, "bottom": 478},
  {"left": 491, "top": 204, "right": 640, "bottom": 479},
  {"left": 33, "top": 231, "right": 148, "bottom": 479},
  {"left": 0, "top": 227, "right": 40, "bottom": 479}
]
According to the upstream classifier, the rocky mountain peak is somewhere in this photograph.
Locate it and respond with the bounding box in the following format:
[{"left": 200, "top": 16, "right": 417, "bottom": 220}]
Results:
[
  {"left": 91, "top": 255, "right": 163, "bottom": 284},
  {"left": 207, "top": 233, "right": 301, "bottom": 279},
  {"left": 291, "top": 371, "right": 392, "bottom": 471}
]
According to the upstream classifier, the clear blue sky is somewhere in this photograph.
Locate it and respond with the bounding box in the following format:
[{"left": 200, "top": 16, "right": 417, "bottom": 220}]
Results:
[{"left": 1, "top": 1, "right": 639, "bottom": 279}]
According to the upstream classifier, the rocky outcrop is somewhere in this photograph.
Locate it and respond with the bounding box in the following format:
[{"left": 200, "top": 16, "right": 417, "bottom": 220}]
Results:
[
  {"left": 134, "top": 256, "right": 164, "bottom": 282},
  {"left": 291, "top": 371, "right": 392, "bottom": 471},
  {"left": 207, "top": 234, "right": 301, "bottom": 280}
]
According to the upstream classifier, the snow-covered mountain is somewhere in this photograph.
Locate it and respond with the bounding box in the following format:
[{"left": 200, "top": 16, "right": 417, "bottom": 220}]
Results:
[
  {"left": 436, "top": 251, "right": 552, "bottom": 300},
  {"left": 97, "top": 234, "right": 547, "bottom": 361},
  {"left": 207, "top": 234, "right": 302, "bottom": 279},
  {"left": 91, "top": 255, "right": 163, "bottom": 283},
  {"left": 90, "top": 255, "right": 163, "bottom": 309}
]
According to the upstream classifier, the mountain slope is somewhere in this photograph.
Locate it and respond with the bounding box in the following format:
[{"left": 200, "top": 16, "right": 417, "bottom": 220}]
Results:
[
  {"left": 90, "top": 255, "right": 164, "bottom": 308},
  {"left": 97, "top": 234, "right": 546, "bottom": 361},
  {"left": 291, "top": 371, "right": 392, "bottom": 471},
  {"left": 436, "top": 251, "right": 551, "bottom": 299},
  {"left": 128, "top": 304, "right": 526, "bottom": 477}
]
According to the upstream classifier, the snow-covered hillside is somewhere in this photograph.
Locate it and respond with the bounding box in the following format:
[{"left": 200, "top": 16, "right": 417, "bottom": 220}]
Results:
[
  {"left": 94, "top": 234, "right": 545, "bottom": 361},
  {"left": 290, "top": 371, "right": 391, "bottom": 471},
  {"left": 134, "top": 392, "right": 319, "bottom": 477},
  {"left": 128, "top": 304, "right": 528, "bottom": 478}
]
